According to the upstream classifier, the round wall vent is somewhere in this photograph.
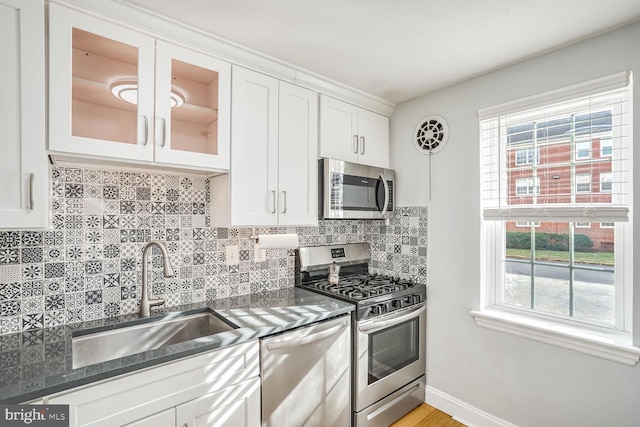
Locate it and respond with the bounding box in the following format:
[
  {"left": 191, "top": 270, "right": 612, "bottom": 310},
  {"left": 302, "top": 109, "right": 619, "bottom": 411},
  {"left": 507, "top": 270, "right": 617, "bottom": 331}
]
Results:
[{"left": 414, "top": 115, "right": 449, "bottom": 154}]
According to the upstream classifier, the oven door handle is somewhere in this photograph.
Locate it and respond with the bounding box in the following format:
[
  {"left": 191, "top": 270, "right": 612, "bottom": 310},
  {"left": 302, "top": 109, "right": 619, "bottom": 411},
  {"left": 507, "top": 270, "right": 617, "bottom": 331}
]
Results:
[
  {"left": 266, "top": 321, "right": 348, "bottom": 351},
  {"left": 358, "top": 305, "right": 425, "bottom": 334}
]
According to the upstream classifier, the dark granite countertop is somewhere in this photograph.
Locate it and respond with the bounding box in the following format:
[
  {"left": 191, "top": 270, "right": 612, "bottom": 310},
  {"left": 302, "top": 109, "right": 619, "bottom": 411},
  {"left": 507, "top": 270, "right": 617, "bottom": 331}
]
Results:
[{"left": 0, "top": 287, "right": 354, "bottom": 404}]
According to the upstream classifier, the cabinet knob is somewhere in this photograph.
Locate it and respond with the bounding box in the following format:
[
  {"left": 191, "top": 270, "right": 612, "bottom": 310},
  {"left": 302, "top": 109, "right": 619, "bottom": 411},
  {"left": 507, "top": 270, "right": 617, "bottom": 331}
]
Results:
[
  {"left": 353, "top": 135, "right": 359, "bottom": 153},
  {"left": 360, "top": 136, "right": 365, "bottom": 155}
]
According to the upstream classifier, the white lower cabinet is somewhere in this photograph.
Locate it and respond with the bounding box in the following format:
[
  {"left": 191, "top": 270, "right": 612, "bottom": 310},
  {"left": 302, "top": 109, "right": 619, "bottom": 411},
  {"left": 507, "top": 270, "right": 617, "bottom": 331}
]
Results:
[
  {"left": 176, "top": 378, "right": 260, "bottom": 427},
  {"left": 124, "top": 408, "right": 175, "bottom": 427},
  {"left": 47, "top": 340, "right": 259, "bottom": 427}
]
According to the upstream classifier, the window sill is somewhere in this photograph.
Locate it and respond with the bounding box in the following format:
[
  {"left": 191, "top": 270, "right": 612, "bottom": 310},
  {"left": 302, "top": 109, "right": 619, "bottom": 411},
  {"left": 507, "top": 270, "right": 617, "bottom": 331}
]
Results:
[{"left": 470, "top": 309, "right": 640, "bottom": 366}]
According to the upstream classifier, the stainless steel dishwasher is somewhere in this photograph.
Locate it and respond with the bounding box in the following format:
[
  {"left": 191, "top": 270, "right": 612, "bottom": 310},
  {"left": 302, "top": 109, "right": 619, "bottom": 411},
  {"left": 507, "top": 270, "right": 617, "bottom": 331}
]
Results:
[{"left": 260, "top": 315, "right": 351, "bottom": 427}]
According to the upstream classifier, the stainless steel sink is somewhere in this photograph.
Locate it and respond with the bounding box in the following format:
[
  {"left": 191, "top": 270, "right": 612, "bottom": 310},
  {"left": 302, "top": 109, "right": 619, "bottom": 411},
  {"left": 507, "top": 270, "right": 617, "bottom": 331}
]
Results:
[{"left": 72, "top": 311, "right": 237, "bottom": 369}]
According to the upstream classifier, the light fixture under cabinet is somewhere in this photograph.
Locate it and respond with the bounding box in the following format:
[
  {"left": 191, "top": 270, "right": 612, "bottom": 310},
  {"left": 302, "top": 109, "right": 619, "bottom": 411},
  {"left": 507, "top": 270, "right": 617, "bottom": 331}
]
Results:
[{"left": 110, "top": 80, "right": 185, "bottom": 108}]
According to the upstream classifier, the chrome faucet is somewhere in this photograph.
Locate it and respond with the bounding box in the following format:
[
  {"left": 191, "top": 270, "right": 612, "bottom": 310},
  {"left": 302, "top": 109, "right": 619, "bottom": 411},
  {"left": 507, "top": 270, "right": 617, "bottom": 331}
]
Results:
[{"left": 139, "top": 240, "right": 174, "bottom": 317}]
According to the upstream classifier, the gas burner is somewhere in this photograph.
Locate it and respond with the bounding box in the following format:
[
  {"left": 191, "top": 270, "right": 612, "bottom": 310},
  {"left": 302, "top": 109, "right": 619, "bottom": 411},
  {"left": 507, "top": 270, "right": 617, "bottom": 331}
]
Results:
[{"left": 303, "top": 274, "right": 417, "bottom": 301}]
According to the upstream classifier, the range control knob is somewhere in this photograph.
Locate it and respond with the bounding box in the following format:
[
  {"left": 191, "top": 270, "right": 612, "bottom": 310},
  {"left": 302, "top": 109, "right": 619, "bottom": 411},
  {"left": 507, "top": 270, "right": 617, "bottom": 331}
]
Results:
[{"left": 391, "top": 299, "right": 402, "bottom": 309}]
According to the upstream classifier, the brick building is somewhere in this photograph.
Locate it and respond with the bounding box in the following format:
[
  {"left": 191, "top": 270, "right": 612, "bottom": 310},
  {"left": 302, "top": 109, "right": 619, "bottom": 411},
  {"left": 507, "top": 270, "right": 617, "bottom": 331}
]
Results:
[{"left": 504, "top": 110, "right": 615, "bottom": 251}]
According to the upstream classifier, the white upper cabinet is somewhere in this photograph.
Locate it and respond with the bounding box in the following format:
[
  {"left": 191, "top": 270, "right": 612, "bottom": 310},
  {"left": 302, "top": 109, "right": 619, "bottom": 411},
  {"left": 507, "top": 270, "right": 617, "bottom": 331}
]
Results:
[
  {"left": 277, "top": 81, "right": 318, "bottom": 225},
  {"left": 48, "top": 4, "right": 230, "bottom": 172},
  {"left": 0, "top": 0, "right": 47, "bottom": 228},
  {"left": 211, "top": 67, "right": 317, "bottom": 227},
  {"left": 319, "top": 95, "right": 389, "bottom": 168}
]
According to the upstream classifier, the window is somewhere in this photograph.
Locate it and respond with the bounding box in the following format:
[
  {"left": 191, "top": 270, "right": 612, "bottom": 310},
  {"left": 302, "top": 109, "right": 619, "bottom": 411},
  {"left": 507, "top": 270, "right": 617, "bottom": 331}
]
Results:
[
  {"left": 601, "top": 138, "right": 613, "bottom": 157},
  {"left": 575, "top": 140, "right": 591, "bottom": 159},
  {"left": 515, "top": 148, "right": 539, "bottom": 165},
  {"left": 477, "top": 72, "right": 633, "bottom": 363},
  {"left": 515, "top": 221, "right": 540, "bottom": 227},
  {"left": 601, "top": 172, "right": 613, "bottom": 192},
  {"left": 515, "top": 177, "right": 539, "bottom": 196},
  {"left": 575, "top": 173, "right": 591, "bottom": 193}
]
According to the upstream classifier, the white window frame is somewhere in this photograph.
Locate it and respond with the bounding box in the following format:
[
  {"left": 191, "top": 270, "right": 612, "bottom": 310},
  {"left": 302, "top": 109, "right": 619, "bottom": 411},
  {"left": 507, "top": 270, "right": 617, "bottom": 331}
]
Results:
[
  {"left": 600, "top": 172, "right": 613, "bottom": 192},
  {"left": 575, "top": 140, "right": 591, "bottom": 160},
  {"left": 575, "top": 173, "right": 591, "bottom": 193},
  {"left": 601, "top": 138, "right": 613, "bottom": 157},
  {"left": 515, "top": 147, "right": 540, "bottom": 166},
  {"left": 575, "top": 221, "right": 591, "bottom": 228},
  {"left": 515, "top": 176, "right": 539, "bottom": 196},
  {"left": 515, "top": 221, "right": 540, "bottom": 227},
  {"left": 475, "top": 71, "right": 638, "bottom": 365},
  {"left": 601, "top": 222, "right": 615, "bottom": 229}
]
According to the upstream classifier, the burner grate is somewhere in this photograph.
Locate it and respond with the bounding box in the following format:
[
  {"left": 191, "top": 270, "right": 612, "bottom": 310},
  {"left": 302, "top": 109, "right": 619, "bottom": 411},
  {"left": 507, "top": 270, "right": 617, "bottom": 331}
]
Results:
[{"left": 303, "top": 274, "right": 415, "bottom": 301}]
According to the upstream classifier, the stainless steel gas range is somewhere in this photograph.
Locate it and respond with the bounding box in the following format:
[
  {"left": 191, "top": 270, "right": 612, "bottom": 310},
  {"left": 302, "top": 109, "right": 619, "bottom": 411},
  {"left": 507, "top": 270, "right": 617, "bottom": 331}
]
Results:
[{"left": 295, "top": 243, "right": 426, "bottom": 427}]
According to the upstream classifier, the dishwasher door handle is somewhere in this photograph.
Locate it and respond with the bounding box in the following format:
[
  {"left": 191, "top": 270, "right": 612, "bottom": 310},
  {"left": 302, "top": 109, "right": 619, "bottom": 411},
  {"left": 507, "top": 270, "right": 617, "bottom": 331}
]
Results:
[{"left": 266, "top": 321, "right": 348, "bottom": 351}]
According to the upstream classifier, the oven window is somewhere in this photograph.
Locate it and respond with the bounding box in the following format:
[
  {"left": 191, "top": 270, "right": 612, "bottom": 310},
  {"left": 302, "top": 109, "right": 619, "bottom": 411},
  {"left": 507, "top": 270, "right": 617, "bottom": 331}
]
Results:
[{"left": 368, "top": 318, "right": 419, "bottom": 385}]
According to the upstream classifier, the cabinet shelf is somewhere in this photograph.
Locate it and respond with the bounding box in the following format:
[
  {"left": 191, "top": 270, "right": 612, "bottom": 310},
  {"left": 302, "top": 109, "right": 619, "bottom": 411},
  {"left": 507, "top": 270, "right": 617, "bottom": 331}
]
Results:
[
  {"left": 72, "top": 77, "right": 218, "bottom": 125},
  {"left": 73, "top": 76, "right": 136, "bottom": 112}
]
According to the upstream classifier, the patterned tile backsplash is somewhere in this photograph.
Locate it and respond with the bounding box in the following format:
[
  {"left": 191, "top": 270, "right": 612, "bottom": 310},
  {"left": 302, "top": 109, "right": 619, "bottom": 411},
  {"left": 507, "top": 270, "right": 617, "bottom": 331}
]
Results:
[{"left": 0, "top": 166, "right": 427, "bottom": 335}]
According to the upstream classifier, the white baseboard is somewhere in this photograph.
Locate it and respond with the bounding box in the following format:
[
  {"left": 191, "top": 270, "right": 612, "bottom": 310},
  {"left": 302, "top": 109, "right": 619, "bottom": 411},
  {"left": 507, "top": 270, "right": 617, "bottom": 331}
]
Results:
[{"left": 425, "top": 385, "right": 518, "bottom": 427}]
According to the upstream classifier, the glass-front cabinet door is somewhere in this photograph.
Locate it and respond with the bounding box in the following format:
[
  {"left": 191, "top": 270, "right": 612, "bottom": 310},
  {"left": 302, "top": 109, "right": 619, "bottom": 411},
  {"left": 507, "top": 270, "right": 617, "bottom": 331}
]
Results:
[
  {"left": 153, "top": 41, "right": 230, "bottom": 171},
  {"left": 48, "top": 4, "right": 230, "bottom": 172},
  {"left": 49, "top": 4, "right": 155, "bottom": 162}
]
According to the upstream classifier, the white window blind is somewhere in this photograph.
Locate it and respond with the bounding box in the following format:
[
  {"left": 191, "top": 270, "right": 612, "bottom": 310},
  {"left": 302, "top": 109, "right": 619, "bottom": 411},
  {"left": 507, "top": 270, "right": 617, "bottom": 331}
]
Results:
[{"left": 480, "top": 71, "right": 632, "bottom": 222}]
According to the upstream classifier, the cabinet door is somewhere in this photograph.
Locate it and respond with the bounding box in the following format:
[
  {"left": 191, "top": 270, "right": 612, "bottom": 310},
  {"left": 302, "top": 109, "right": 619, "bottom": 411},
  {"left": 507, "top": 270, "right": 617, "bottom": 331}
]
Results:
[
  {"left": 154, "top": 41, "right": 231, "bottom": 171},
  {"left": 0, "top": 0, "right": 47, "bottom": 228},
  {"left": 319, "top": 95, "right": 359, "bottom": 163},
  {"left": 123, "top": 409, "right": 175, "bottom": 427},
  {"left": 230, "top": 66, "right": 279, "bottom": 226},
  {"left": 49, "top": 4, "right": 155, "bottom": 162},
  {"left": 176, "top": 377, "right": 260, "bottom": 427},
  {"left": 358, "top": 109, "right": 389, "bottom": 168},
  {"left": 278, "top": 82, "right": 318, "bottom": 226}
]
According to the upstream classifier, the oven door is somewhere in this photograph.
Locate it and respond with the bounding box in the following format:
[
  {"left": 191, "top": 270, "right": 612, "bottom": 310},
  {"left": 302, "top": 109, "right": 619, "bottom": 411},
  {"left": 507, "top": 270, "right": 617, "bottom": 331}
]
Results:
[{"left": 354, "top": 304, "right": 426, "bottom": 412}]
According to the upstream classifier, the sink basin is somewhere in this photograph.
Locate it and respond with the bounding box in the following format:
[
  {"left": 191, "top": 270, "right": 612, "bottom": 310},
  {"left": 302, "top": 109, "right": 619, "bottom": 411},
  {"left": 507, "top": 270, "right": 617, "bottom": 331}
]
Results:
[{"left": 72, "top": 311, "right": 237, "bottom": 369}]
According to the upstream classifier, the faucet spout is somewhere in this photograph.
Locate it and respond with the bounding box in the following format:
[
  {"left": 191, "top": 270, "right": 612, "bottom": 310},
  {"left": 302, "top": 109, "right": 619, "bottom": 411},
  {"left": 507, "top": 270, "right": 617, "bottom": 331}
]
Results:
[{"left": 139, "top": 240, "right": 174, "bottom": 317}]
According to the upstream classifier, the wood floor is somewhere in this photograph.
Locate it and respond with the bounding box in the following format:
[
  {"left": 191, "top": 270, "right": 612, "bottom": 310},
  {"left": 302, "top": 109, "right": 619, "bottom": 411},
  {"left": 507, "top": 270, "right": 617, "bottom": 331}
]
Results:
[{"left": 390, "top": 403, "right": 466, "bottom": 427}]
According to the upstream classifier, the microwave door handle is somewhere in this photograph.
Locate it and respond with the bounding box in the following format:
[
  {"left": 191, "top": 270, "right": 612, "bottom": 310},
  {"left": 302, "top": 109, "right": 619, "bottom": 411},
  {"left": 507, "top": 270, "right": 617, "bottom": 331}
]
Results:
[
  {"left": 379, "top": 173, "right": 389, "bottom": 216},
  {"left": 358, "top": 305, "right": 425, "bottom": 334}
]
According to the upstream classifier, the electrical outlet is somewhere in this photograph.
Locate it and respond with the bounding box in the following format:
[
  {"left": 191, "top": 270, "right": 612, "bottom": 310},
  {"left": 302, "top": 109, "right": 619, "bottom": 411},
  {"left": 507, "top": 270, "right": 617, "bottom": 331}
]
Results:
[
  {"left": 226, "top": 245, "right": 239, "bottom": 265},
  {"left": 254, "top": 247, "right": 266, "bottom": 262}
]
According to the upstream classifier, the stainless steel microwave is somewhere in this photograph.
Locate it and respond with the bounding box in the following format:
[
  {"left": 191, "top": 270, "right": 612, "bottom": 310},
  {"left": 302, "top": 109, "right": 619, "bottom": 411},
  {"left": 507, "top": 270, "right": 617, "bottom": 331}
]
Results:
[{"left": 319, "top": 158, "right": 395, "bottom": 219}]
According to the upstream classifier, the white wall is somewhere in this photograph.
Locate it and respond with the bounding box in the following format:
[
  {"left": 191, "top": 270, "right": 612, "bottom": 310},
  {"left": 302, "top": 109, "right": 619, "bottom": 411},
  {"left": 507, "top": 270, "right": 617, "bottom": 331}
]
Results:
[{"left": 390, "top": 21, "right": 640, "bottom": 427}]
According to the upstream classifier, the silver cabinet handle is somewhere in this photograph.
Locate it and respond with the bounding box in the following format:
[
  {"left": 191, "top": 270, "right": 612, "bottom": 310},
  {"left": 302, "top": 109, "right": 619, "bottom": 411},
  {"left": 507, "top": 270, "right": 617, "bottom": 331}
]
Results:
[
  {"left": 161, "top": 118, "right": 166, "bottom": 147},
  {"left": 143, "top": 115, "right": 149, "bottom": 145},
  {"left": 282, "top": 191, "right": 287, "bottom": 214},
  {"left": 360, "top": 136, "right": 365, "bottom": 154},
  {"left": 353, "top": 135, "right": 358, "bottom": 153},
  {"left": 266, "top": 321, "right": 348, "bottom": 351},
  {"left": 271, "top": 190, "right": 276, "bottom": 214},
  {"left": 29, "top": 173, "right": 34, "bottom": 210}
]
